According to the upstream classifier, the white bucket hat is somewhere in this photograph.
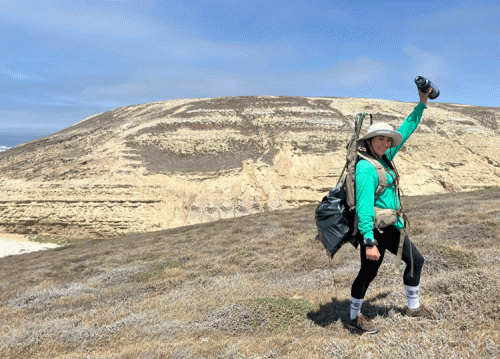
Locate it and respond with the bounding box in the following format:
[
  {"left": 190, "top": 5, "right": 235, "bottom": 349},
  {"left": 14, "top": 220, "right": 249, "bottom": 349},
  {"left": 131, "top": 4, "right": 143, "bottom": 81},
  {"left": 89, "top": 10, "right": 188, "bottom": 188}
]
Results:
[{"left": 359, "top": 122, "right": 402, "bottom": 148}]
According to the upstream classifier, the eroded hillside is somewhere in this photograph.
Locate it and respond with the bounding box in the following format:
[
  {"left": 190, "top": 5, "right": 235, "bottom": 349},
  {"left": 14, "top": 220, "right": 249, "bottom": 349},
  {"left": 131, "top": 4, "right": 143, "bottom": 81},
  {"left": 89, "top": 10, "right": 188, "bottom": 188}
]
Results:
[{"left": 0, "top": 96, "right": 499, "bottom": 237}]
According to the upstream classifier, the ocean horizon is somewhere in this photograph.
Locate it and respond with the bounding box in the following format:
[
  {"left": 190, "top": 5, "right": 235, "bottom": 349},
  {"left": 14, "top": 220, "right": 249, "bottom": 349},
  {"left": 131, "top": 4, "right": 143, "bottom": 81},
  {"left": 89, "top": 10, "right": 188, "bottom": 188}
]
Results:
[{"left": 0, "top": 129, "right": 58, "bottom": 150}]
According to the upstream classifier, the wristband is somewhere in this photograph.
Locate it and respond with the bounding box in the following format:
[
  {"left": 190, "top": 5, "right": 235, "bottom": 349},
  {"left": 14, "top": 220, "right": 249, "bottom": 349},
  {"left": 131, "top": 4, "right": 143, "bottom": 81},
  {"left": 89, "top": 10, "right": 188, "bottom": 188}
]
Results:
[{"left": 363, "top": 238, "right": 378, "bottom": 247}]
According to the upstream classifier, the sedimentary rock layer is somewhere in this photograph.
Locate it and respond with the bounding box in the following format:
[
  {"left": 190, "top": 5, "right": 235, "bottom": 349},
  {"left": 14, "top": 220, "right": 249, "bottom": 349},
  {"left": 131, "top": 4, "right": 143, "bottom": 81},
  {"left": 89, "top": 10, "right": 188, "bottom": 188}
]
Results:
[{"left": 1, "top": 96, "right": 498, "bottom": 237}]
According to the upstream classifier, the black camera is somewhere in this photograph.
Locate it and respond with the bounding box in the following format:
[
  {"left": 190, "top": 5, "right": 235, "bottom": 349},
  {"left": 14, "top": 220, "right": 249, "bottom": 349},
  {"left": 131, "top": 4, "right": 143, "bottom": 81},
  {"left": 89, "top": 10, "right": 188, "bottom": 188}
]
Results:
[{"left": 414, "top": 76, "right": 440, "bottom": 100}]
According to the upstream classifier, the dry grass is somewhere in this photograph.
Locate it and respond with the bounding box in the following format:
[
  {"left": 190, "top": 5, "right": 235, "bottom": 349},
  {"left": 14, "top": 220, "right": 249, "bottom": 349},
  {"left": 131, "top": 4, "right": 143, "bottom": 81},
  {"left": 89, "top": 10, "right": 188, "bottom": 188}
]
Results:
[{"left": 1, "top": 188, "right": 499, "bottom": 358}]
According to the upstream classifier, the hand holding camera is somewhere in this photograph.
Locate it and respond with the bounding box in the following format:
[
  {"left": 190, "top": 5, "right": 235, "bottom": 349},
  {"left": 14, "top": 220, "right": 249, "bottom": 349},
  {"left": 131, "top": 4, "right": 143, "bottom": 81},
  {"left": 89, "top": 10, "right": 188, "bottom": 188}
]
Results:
[{"left": 415, "top": 76, "right": 440, "bottom": 104}]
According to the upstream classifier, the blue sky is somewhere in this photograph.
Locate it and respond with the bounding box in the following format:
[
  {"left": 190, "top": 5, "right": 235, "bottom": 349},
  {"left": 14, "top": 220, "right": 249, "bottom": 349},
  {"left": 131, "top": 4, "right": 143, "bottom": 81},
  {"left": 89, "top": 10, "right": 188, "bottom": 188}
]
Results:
[{"left": 1, "top": 0, "right": 499, "bottom": 139}]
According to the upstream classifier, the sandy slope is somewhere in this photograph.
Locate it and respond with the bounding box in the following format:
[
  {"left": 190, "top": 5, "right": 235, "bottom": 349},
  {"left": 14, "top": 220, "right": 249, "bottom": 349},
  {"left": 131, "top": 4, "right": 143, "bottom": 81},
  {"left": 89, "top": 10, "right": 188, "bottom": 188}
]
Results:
[{"left": 0, "top": 234, "right": 59, "bottom": 258}]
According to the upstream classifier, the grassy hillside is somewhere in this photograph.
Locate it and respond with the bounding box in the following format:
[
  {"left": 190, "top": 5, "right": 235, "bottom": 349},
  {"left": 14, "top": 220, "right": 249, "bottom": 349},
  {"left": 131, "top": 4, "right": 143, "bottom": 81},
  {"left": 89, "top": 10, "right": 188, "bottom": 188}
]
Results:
[{"left": 1, "top": 188, "right": 499, "bottom": 358}]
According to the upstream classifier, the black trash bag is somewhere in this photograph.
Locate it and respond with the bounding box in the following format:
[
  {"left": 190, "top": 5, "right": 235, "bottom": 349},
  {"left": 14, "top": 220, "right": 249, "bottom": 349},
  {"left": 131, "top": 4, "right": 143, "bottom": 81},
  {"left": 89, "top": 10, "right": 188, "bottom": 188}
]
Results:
[{"left": 315, "top": 184, "right": 358, "bottom": 258}]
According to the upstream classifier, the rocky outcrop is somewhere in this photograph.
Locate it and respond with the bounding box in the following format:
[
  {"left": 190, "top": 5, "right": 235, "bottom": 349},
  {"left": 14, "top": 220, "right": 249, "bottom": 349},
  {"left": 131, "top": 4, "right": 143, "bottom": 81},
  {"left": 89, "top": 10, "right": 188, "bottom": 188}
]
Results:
[{"left": 0, "top": 96, "right": 499, "bottom": 237}]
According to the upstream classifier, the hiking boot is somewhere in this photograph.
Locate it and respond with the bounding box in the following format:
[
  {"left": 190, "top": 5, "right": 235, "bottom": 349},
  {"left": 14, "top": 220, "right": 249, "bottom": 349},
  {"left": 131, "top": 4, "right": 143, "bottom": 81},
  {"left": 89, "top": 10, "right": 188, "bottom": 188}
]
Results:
[
  {"left": 404, "top": 305, "right": 439, "bottom": 320},
  {"left": 348, "top": 314, "right": 380, "bottom": 334}
]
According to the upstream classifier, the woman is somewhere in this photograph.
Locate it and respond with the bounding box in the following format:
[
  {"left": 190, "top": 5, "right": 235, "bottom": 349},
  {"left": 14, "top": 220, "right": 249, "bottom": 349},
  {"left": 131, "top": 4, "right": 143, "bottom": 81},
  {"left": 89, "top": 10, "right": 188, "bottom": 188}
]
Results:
[{"left": 348, "top": 88, "right": 437, "bottom": 334}]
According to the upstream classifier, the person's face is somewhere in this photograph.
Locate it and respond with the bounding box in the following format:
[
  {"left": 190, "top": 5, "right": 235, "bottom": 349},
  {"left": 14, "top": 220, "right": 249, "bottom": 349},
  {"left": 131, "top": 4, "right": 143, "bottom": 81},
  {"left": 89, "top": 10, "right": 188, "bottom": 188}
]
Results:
[{"left": 370, "top": 135, "right": 393, "bottom": 157}]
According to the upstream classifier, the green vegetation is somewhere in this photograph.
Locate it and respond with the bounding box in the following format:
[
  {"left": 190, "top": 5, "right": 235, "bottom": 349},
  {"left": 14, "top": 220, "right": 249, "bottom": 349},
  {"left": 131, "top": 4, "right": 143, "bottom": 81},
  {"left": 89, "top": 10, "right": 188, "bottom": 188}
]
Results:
[
  {"left": 28, "top": 234, "right": 70, "bottom": 246},
  {"left": 241, "top": 297, "right": 318, "bottom": 330},
  {"left": 423, "top": 243, "right": 477, "bottom": 269},
  {"left": 133, "top": 260, "right": 187, "bottom": 283}
]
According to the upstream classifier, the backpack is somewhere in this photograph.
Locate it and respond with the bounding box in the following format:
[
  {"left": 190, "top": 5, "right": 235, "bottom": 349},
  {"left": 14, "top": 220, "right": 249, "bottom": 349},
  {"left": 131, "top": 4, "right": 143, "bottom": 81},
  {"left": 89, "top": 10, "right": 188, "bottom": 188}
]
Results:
[{"left": 315, "top": 112, "right": 390, "bottom": 258}]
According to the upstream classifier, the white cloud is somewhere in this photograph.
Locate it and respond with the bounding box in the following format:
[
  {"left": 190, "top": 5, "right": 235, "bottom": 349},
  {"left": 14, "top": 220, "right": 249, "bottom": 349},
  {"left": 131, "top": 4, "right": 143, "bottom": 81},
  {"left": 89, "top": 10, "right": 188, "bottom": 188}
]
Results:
[
  {"left": 82, "top": 55, "right": 394, "bottom": 102},
  {"left": 6, "top": 92, "right": 126, "bottom": 110},
  {"left": 406, "top": 2, "right": 500, "bottom": 59},
  {"left": 325, "top": 57, "right": 390, "bottom": 87},
  {"left": 275, "top": 56, "right": 393, "bottom": 94},
  {"left": 0, "top": 0, "right": 287, "bottom": 68},
  {"left": 420, "top": 2, "right": 499, "bottom": 33},
  {"left": 0, "top": 108, "right": 65, "bottom": 130},
  {"left": 403, "top": 45, "right": 452, "bottom": 82},
  {"left": 0, "top": 1, "right": 150, "bottom": 39},
  {"left": 0, "top": 65, "right": 45, "bottom": 82}
]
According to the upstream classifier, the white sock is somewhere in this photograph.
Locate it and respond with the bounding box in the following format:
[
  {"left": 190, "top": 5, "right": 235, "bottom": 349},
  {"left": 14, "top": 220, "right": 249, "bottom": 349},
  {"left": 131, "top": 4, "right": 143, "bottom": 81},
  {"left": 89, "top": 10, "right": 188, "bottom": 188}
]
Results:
[
  {"left": 404, "top": 284, "right": 420, "bottom": 310},
  {"left": 350, "top": 297, "right": 364, "bottom": 320}
]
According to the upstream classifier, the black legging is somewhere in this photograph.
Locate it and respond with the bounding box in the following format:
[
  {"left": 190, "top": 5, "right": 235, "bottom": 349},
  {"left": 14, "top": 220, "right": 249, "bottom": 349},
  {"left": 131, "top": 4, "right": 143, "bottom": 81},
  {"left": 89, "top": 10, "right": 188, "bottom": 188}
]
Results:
[{"left": 351, "top": 225, "right": 425, "bottom": 299}]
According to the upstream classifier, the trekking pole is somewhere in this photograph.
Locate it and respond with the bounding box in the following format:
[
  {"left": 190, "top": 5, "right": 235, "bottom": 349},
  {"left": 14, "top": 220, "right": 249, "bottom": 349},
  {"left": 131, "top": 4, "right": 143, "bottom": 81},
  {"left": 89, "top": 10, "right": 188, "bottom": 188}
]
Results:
[
  {"left": 352, "top": 111, "right": 366, "bottom": 154},
  {"left": 337, "top": 112, "right": 367, "bottom": 187},
  {"left": 354, "top": 112, "right": 366, "bottom": 137}
]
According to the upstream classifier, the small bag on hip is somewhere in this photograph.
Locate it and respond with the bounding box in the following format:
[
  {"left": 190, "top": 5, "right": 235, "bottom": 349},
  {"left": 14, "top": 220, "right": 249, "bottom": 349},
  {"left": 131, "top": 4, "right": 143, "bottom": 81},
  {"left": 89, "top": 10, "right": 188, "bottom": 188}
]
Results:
[{"left": 374, "top": 207, "right": 398, "bottom": 230}]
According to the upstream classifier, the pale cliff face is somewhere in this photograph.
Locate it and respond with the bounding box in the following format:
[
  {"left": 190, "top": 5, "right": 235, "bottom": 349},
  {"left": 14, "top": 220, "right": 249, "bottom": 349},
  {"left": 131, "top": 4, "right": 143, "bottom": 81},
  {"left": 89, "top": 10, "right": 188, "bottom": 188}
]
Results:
[{"left": 0, "top": 96, "right": 499, "bottom": 238}]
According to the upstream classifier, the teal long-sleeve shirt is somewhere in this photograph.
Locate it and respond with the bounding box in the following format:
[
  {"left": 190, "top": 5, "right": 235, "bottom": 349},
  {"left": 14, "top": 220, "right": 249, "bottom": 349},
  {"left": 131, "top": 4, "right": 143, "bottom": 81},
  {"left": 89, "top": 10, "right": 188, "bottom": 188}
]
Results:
[{"left": 355, "top": 102, "right": 427, "bottom": 241}]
